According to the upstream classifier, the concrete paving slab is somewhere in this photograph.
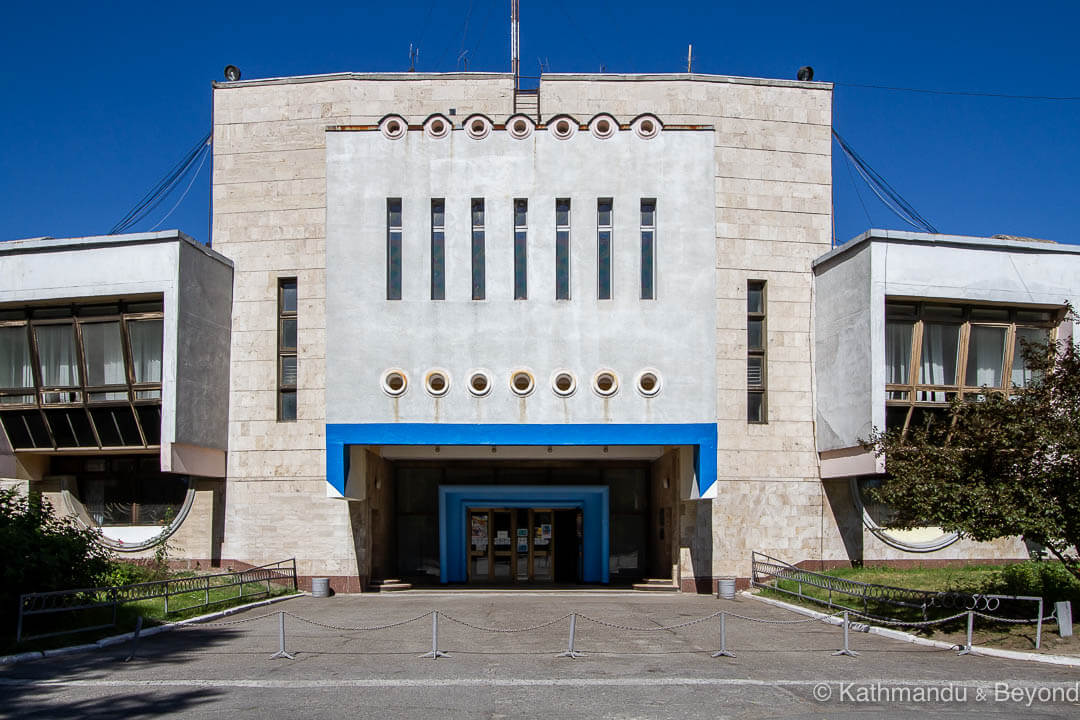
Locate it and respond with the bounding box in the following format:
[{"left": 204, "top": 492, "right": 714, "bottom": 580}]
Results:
[{"left": 2, "top": 592, "right": 1078, "bottom": 719}]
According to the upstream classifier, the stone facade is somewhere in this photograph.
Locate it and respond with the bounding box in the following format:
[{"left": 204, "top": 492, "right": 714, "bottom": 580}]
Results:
[{"left": 208, "top": 71, "right": 836, "bottom": 588}]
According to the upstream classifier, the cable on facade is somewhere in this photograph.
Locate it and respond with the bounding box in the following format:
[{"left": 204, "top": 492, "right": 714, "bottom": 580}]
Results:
[
  {"left": 110, "top": 132, "right": 212, "bottom": 235},
  {"left": 832, "top": 130, "right": 938, "bottom": 234}
]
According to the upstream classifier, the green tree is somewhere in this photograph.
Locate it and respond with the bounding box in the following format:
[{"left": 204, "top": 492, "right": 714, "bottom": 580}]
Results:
[
  {"left": 867, "top": 312, "right": 1080, "bottom": 581},
  {"left": 0, "top": 487, "right": 115, "bottom": 624}
]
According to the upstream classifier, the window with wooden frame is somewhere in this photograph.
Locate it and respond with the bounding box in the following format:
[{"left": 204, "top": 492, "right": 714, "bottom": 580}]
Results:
[
  {"left": 277, "top": 279, "right": 298, "bottom": 422},
  {"left": 884, "top": 301, "right": 1058, "bottom": 435},
  {"left": 747, "top": 280, "right": 767, "bottom": 423},
  {"left": 0, "top": 299, "right": 164, "bottom": 450}
]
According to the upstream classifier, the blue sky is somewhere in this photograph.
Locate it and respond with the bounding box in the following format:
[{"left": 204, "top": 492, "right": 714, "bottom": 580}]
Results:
[{"left": 0, "top": 1, "right": 1077, "bottom": 246}]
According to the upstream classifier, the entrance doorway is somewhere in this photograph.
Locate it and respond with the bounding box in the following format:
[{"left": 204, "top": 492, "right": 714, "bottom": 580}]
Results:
[{"left": 467, "top": 507, "right": 582, "bottom": 584}]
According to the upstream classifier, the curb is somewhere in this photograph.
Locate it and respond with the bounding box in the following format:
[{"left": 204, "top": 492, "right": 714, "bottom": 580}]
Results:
[
  {"left": 0, "top": 592, "right": 304, "bottom": 667},
  {"left": 744, "top": 591, "right": 1080, "bottom": 668}
]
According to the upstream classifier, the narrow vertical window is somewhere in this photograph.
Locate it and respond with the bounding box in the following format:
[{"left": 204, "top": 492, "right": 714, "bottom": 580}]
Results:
[
  {"left": 278, "top": 278, "right": 298, "bottom": 422},
  {"left": 430, "top": 199, "right": 445, "bottom": 300},
  {"left": 514, "top": 199, "right": 528, "bottom": 300},
  {"left": 555, "top": 198, "right": 571, "bottom": 300},
  {"left": 597, "top": 198, "right": 612, "bottom": 300},
  {"left": 386, "top": 199, "right": 402, "bottom": 300},
  {"left": 640, "top": 199, "right": 656, "bottom": 300},
  {"left": 471, "top": 198, "right": 485, "bottom": 300},
  {"left": 747, "top": 280, "right": 767, "bottom": 423}
]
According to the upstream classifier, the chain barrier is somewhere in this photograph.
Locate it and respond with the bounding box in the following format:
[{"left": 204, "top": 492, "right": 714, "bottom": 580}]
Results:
[
  {"left": 283, "top": 610, "right": 433, "bottom": 632},
  {"left": 120, "top": 600, "right": 1065, "bottom": 663},
  {"left": 722, "top": 610, "right": 842, "bottom": 625},
  {"left": 575, "top": 610, "right": 723, "bottom": 632},
  {"left": 974, "top": 612, "right": 1057, "bottom": 625},
  {"left": 439, "top": 612, "right": 572, "bottom": 633},
  {"left": 175, "top": 611, "right": 281, "bottom": 628}
]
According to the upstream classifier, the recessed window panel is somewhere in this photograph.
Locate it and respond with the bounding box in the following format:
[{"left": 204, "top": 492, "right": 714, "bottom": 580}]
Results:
[
  {"left": 82, "top": 322, "right": 126, "bottom": 387},
  {"left": 0, "top": 326, "right": 34, "bottom": 390},
  {"left": 471, "top": 199, "right": 485, "bottom": 300},
  {"left": 970, "top": 308, "right": 1009, "bottom": 322},
  {"left": 280, "top": 356, "right": 298, "bottom": 386},
  {"left": 127, "top": 319, "right": 163, "bottom": 384},
  {"left": 747, "top": 391, "right": 765, "bottom": 423},
  {"left": 279, "top": 318, "right": 297, "bottom": 351},
  {"left": 1012, "top": 327, "right": 1049, "bottom": 388},
  {"left": 748, "top": 319, "right": 764, "bottom": 350},
  {"left": 431, "top": 199, "right": 445, "bottom": 300},
  {"left": 1, "top": 410, "right": 50, "bottom": 449},
  {"left": 136, "top": 405, "right": 161, "bottom": 445},
  {"left": 514, "top": 199, "right": 527, "bottom": 300},
  {"left": 747, "top": 356, "right": 764, "bottom": 388},
  {"left": 90, "top": 407, "right": 123, "bottom": 446},
  {"left": 113, "top": 406, "right": 143, "bottom": 446},
  {"left": 279, "top": 390, "right": 297, "bottom": 421},
  {"left": 885, "top": 319, "right": 913, "bottom": 386},
  {"left": 747, "top": 285, "right": 764, "bottom": 314},
  {"left": 965, "top": 325, "right": 1007, "bottom": 388},
  {"left": 35, "top": 324, "right": 79, "bottom": 387},
  {"left": 280, "top": 283, "right": 297, "bottom": 314},
  {"left": 387, "top": 199, "right": 402, "bottom": 301},
  {"left": 919, "top": 322, "right": 960, "bottom": 389}
]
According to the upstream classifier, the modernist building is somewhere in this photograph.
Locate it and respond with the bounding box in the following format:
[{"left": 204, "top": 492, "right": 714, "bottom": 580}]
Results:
[{"left": 2, "top": 70, "right": 1077, "bottom": 591}]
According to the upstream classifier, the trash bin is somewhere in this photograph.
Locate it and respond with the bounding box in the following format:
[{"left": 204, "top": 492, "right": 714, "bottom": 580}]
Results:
[
  {"left": 717, "top": 577, "right": 736, "bottom": 600},
  {"left": 311, "top": 577, "right": 330, "bottom": 598}
]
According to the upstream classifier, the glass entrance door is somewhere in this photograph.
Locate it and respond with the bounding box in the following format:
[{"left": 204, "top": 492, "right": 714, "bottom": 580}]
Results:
[{"left": 467, "top": 507, "right": 558, "bottom": 584}]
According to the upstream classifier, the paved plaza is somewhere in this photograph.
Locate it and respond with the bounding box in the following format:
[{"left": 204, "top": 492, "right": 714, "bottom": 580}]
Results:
[{"left": 2, "top": 591, "right": 1079, "bottom": 718}]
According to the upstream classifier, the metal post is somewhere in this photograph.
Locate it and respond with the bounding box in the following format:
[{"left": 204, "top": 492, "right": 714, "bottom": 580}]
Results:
[
  {"left": 558, "top": 612, "right": 584, "bottom": 658},
  {"left": 270, "top": 611, "right": 295, "bottom": 660},
  {"left": 1036, "top": 598, "right": 1044, "bottom": 649},
  {"left": 832, "top": 611, "right": 859, "bottom": 657},
  {"left": 711, "top": 612, "right": 736, "bottom": 658},
  {"left": 164, "top": 583, "right": 169, "bottom": 615},
  {"left": 957, "top": 611, "right": 974, "bottom": 655},
  {"left": 204, "top": 575, "right": 210, "bottom": 609},
  {"left": 16, "top": 596, "right": 24, "bottom": 645},
  {"left": 124, "top": 616, "right": 143, "bottom": 662},
  {"left": 420, "top": 611, "right": 449, "bottom": 659}
]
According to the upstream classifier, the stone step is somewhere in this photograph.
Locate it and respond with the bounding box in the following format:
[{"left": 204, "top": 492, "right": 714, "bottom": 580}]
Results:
[
  {"left": 632, "top": 579, "right": 677, "bottom": 592},
  {"left": 368, "top": 579, "right": 412, "bottom": 592}
]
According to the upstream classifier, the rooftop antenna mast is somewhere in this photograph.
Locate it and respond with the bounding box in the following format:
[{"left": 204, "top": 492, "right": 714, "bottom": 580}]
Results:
[
  {"left": 511, "top": 0, "right": 520, "bottom": 90},
  {"left": 687, "top": 44, "right": 693, "bottom": 73}
]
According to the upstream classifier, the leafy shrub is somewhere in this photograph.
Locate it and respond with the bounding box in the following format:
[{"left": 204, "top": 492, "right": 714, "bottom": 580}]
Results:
[
  {"left": 990, "top": 562, "right": 1080, "bottom": 605},
  {"left": 0, "top": 487, "right": 115, "bottom": 627},
  {"left": 97, "top": 561, "right": 158, "bottom": 587}
]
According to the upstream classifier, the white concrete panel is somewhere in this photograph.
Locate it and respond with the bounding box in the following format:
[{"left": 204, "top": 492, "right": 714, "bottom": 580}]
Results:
[{"left": 326, "top": 127, "right": 717, "bottom": 426}]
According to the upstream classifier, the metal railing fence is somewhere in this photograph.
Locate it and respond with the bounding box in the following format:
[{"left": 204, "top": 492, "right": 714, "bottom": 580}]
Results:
[
  {"left": 751, "top": 551, "right": 1043, "bottom": 630},
  {"left": 16, "top": 558, "right": 297, "bottom": 644}
]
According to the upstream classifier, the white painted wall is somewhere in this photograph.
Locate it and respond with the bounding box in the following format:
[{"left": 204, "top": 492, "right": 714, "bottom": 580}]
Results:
[
  {"left": 0, "top": 232, "right": 233, "bottom": 474},
  {"left": 814, "top": 230, "right": 1080, "bottom": 456},
  {"left": 325, "top": 125, "right": 717, "bottom": 426}
]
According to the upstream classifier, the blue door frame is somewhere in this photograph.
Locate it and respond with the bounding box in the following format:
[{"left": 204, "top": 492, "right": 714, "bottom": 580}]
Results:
[{"left": 439, "top": 485, "right": 609, "bottom": 584}]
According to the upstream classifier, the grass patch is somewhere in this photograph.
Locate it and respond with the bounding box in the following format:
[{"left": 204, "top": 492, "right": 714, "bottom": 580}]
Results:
[
  {"left": 755, "top": 561, "right": 1080, "bottom": 653},
  {"left": 4, "top": 573, "right": 296, "bottom": 654}
]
